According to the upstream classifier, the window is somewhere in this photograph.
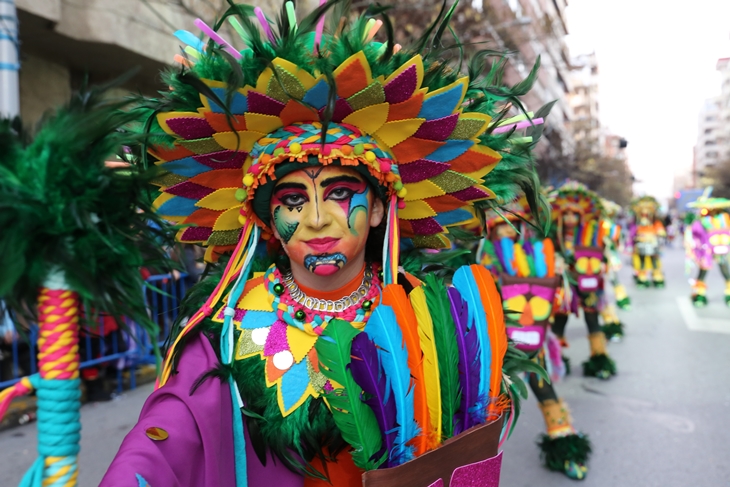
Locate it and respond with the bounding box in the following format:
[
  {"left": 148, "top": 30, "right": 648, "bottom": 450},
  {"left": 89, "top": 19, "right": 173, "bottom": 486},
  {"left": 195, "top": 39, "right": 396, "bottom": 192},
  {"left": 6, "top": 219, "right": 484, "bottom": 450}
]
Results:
[
  {"left": 706, "top": 151, "right": 718, "bottom": 158},
  {"left": 705, "top": 140, "right": 717, "bottom": 146},
  {"left": 705, "top": 128, "right": 713, "bottom": 134}
]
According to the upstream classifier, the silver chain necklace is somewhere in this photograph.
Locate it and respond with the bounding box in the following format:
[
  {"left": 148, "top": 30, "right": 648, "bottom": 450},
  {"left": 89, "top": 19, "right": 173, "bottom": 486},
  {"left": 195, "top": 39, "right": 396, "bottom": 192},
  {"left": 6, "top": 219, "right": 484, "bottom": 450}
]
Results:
[{"left": 281, "top": 266, "right": 374, "bottom": 313}]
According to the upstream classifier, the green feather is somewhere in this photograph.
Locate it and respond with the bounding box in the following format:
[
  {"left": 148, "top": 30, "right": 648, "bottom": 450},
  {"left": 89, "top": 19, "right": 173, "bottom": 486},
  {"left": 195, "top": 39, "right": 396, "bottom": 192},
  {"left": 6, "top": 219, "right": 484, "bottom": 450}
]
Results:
[
  {"left": 422, "top": 274, "right": 460, "bottom": 439},
  {"left": 482, "top": 240, "right": 502, "bottom": 274},
  {"left": 0, "top": 77, "right": 178, "bottom": 356},
  {"left": 316, "top": 319, "right": 385, "bottom": 470}
]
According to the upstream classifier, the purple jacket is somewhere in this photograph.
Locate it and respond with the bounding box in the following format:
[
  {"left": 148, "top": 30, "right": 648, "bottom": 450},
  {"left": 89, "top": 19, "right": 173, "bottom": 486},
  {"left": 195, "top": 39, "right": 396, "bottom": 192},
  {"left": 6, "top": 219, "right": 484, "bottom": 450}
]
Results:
[{"left": 101, "top": 333, "right": 304, "bottom": 486}]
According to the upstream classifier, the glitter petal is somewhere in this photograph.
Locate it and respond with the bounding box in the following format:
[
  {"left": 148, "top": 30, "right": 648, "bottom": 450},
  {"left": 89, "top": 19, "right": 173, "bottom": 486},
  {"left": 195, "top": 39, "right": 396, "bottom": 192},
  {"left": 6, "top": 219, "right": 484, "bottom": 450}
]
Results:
[
  {"left": 248, "top": 91, "right": 286, "bottom": 116},
  {"left": 347, "top": 82, "right": 386, "bottom": 111},
  {"left": 449, "top": 118, "right": 488, "bottom": 140},
  {"left": 166, "top": 117, "right": 215, "bottom": 140},
  {"left": 451, "top": 186, "right": 490, "bottom": 201},
  {"left": 264, "top": 320, "right": 290, "bottom": 356},
  {"left": 384, "top": 65, "right": 418, "bottom": 103},
  {"left": 414, "top": 114, "right": 459, "bottom": 141},
  {"left": 399, "top": 159, "right": 450, "bottom": 183},
  {"left": 166, "top": 181, "right": 215, "bottom": 200},
  {"left": 180, "top": 226, "right": 213, "bottom": 242},
  {"left": 430, "top": 171, "right": 477, "bottom": 193},
  {"left": 410, "top": 217, "right": 443, "bottom": 235},
  {"left": 194, "top": 150, "right": 247, "bottom": 169},
  {"left": 207, "top": 229, "right": 242, "bottom": 246}
]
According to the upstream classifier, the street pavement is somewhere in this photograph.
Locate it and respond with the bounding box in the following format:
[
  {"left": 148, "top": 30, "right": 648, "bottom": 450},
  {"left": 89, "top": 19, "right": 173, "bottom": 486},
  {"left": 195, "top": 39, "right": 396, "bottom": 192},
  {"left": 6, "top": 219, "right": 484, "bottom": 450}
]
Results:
[{"left": 0, "top": 246, "right": 728, "bottom": 486}]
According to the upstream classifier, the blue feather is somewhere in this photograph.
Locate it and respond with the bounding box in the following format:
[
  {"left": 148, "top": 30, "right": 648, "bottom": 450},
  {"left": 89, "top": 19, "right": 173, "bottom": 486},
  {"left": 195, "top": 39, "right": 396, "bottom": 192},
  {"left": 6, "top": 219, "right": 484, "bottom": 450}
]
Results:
[
  {"left": 533, "top": 240, "right": 547, "bottom": 278},
  {"left": 452, "top": 267, "right": 492, "bottom": 405},
  {"left": 500, "top": 238, "right": 516, "bottom": 276},
  {"left": 365, "top": 305, "right": 417, "bottom": 465}
]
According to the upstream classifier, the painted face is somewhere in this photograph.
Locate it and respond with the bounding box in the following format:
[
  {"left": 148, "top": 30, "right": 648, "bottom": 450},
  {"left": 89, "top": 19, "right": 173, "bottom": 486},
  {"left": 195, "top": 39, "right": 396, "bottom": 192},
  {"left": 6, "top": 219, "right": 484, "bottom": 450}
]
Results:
[
  {"left": 708, "top": 230, "right": 730, "bottom": 255},
  {"left": 562, "top": 211, "right": 579, "bottom": 228},
  {"left": 493, "top": 222, "right": 518, "bottom": 241},
  {"left": 573, "top": 246, "right": 604, "bottom": 292},
  {"left": 502, "top": 275, "right": 560, "bottom": 352},
  {"left": 270, "top": 165, "right": 378, "bottom": 277}
]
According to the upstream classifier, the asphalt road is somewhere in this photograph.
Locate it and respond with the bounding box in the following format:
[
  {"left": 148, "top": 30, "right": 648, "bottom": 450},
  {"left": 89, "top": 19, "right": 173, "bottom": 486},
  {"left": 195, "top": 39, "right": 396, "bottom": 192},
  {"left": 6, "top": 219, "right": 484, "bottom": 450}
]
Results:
[{"left": 0, "top": 246, "right": 728, "bottom": 486}]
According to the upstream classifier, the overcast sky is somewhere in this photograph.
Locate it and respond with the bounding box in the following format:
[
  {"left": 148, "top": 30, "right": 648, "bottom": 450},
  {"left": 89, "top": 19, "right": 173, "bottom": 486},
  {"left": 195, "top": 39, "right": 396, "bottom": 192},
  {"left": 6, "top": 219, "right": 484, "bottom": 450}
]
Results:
[{"left": 564, "top": 0, "right": 730, "bottom": 202}]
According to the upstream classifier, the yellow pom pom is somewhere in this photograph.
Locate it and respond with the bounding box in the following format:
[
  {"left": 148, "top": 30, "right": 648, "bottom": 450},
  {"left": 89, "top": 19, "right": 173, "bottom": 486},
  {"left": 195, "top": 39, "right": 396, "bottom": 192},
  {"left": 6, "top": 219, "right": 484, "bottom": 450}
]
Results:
[
  {"left": 397, "top": 187, "right": 408, "bottom": 199},
  {"left": 243, "top": 174, "right": 255, "bottom": 187},
  {"left": 365, "top": 151, "right": 376, "bottom": 162},
  {"left": 238, "top": 215, "right": 247, "bottom": 225},
  {"left": 290, "top": 142, "right": 302, "bottom": 154}
]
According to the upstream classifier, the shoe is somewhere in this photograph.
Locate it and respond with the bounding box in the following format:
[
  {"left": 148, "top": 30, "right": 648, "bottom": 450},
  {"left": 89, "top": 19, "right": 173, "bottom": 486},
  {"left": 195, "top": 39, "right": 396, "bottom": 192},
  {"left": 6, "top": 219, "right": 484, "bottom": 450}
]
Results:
[
  {"left": 564, "top": 460, "right": 588, "bottom": 480},
  {"left": 692, "top": 294, "right": 707, "bottom": 307}
]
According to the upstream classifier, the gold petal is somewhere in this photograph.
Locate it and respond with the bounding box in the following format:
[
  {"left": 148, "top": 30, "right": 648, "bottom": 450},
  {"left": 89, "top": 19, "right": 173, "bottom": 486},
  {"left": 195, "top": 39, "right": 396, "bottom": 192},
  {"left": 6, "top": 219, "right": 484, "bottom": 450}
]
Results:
[
  {"left": 398, "top": 200, "right": 437, "bottom": 220},
  {"left": 341, "top": 103, "right": 389, "bottom": 135},
  {"left": 197, "top": 188, "right": 239, "bottom": 210},
  {"left": 404, "top": 179, "right": 446, "bottom": 201},
  {"left": 214, "top": 131, "right": 267, "bottom": 152},
  {"left": 373, "top": 119, "right": 424, "bottom": 147}
]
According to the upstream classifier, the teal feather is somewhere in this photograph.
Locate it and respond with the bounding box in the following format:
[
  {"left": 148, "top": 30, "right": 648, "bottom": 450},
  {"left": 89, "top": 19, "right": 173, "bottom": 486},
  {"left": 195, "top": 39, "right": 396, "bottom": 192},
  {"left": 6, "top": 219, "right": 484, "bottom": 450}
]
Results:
[
  {"left": 422, "top": 274, "right": 461, "bottom": 439},
  {"left": 316, "top": 319, "right": 385, "bottom": 470},
  {"left": 363, "top": 304, "right": 417, "bottom": 465}
]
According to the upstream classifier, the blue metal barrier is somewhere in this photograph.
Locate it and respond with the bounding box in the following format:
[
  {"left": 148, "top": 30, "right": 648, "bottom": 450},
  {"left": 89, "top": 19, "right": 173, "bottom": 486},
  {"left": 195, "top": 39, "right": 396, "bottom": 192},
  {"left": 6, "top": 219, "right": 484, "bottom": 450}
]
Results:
[{"left": 0, "top": 273, "right": 190, "bottom": 392}]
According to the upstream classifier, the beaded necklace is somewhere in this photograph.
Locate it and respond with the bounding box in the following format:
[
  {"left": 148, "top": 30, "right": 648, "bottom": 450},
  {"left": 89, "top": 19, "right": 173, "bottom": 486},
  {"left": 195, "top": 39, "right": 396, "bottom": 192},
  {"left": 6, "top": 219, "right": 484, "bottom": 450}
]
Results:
[{"left": 265, "top": 263, "right": 381, "bottom": 335}]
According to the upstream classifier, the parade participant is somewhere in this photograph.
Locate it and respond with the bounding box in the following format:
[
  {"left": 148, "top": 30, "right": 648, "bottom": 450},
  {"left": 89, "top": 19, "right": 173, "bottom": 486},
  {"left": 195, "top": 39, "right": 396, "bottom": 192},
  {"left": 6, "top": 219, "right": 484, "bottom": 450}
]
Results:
[
  {"left": 548, "top": 182, "right": 617, "bottom": 380},
  {"left": 479, "top": 201, "right": 592, "bottom": 480},
  {"left": 629, "top": 196, "right": 666, "bottom": 288},
  {"left": 101, "top": 2, "right": 552, "bottom": 485},
  {"left": 685, "top": 197, "right": 730, "bottom": 307},
  {"left": 599, "top": 198, "right": 629, "bottom": 340},
  {"left": 0, "top": 86, "right": 175, "bottom": 485}
]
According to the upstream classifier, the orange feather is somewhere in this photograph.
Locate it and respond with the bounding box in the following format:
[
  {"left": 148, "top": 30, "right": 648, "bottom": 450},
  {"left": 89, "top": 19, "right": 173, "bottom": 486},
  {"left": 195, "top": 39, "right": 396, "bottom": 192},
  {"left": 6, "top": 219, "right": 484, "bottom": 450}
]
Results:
[
  {"left": 469, "top": 265, "right": 507, "bottom": 418},
  {"left": 381, "top": 284, "right": 431, "bottom": 455},
  {"left": 543, "top": 238, "right": 556, "bottom": 278}
]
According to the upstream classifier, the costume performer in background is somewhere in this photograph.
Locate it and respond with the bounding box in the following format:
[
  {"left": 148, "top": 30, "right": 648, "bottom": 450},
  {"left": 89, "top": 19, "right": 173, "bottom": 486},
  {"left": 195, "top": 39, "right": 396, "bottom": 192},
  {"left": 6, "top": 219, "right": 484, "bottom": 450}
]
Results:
[
  {"left": 685, "top": 197, "right": 730, "bottom": 307},
  {"left": 101, "top": 2, "right": 554, "bottom": 485},
  {"left": 629, "top": 196, "right": 666, "bottom": 288},
  {"left": 479, "top": 202, "right": 592, "bottom": 480},
  {"left": 599, "top": 199, "right": 629, "bottom": 340},
  {"left": 548, "top": 182, "right": 617, "bottom": 380},
  {"left": 0, "top": 85, "right": 175, "bottom": 485}
]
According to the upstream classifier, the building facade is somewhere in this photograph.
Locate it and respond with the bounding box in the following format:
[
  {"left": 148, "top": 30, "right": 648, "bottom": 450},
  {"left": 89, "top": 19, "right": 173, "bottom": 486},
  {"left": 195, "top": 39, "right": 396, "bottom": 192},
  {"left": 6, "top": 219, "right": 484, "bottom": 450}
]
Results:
[{"left": 694, "top": 96, "right": 723, "bottom": 186}]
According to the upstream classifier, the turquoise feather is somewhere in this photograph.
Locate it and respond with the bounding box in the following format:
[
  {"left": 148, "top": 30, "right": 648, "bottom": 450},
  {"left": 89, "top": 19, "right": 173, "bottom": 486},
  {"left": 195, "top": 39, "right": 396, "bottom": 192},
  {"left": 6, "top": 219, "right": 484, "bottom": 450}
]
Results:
[
  {"left": 533, "top": 240, "right": 547, "bottom": 278},
  {"left": 452, "top": 267, "right": 492, "bottom": 404},
  {"left": 364, "top": 305, "right": 417, "bottom": 465},
  {"left": 500, "top": 238, "right": 516, "bottom": 276}
]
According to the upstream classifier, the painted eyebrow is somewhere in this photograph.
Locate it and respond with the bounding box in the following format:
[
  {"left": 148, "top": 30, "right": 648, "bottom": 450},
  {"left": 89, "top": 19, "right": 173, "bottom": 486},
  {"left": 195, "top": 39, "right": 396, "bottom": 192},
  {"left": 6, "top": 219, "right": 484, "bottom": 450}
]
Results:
[
  {"left": 320, "top": 175, "right": 364, "bottom": 188},
  {"left": 274, "top": 182, "right": 308, "bottom": 192}
]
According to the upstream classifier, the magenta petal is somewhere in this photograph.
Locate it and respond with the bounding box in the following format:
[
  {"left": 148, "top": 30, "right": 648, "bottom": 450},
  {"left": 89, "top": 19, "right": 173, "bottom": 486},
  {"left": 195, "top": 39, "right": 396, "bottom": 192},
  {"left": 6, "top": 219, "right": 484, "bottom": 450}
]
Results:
[
  {"left": 166, "top": 181, "right": 215, "bottom": 199},
  {"left": 264, "top": 320, "right": 289, "bottom": 356},
  {"left": 414, "top": 114, "right": 459, "bottom": 140},
  {"left": 166, "top": 117, "right": 215, "bottom": 140},
  {"left": 410, "top": 217, "right": 444, "bottom": 236},
  {"left": 181, "top": 226, "right": 213, "bottom": 242},
  {"left": 322, "top": 98, "right": 354, "bottom": 123},
  {"left": 247, "top": 92, "right": 286, "bottom": 116},
  {"left": 194, "top": 150, "right": 247, "bottom": 169},
  {"left": 452, "top": 186, "right": 489, "bottom": 201},
  {"left": 399, "top": 159, "right": 450, "bottom": 183},
  {"left": 384, "top": 65, "right": 418, "bottom": 104}
]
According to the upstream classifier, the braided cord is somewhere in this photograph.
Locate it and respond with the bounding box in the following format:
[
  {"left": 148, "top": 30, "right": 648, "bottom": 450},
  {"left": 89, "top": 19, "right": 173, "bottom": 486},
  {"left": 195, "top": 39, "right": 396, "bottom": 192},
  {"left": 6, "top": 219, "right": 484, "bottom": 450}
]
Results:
[{"left": 20, "top": 288, "right": 81, "bottom": 487}]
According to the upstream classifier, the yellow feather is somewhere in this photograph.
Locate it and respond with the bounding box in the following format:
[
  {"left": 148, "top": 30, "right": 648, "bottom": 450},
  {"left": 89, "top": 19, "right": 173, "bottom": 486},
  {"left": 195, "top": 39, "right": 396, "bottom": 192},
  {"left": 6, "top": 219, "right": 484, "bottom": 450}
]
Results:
[
  {"left": 409, "top": 286, "right": 442, "bottom": 446},
  {"left": 513, "top": 243, "right": 531, "bottom": 277}
]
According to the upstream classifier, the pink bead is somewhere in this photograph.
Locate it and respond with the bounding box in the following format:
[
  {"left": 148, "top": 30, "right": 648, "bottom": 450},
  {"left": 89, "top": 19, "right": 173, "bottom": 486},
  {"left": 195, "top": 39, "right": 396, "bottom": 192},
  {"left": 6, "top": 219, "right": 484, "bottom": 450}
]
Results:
[
  {"left": 380, "top": 161, "right": 391, "bottom": 173},
  {"left": 398, "top": 200, "right": 407, "bottom": 209}
]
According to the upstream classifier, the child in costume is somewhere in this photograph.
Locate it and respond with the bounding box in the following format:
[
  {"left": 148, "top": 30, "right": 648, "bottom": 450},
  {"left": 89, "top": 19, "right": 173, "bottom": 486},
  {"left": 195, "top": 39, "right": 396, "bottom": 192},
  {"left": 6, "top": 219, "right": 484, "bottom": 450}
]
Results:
[
  {"left": 100, "top": 2, "right": 553, "bottom": 486},
  {"left": 479, "top": 200, "right": 592, "bottom": 481},
  {"left": 548, "top": 182, "right": 617, "bottom": 380},
  {"left": 629, "top": 196, "right": 666, "bottom": 288},
  {"left": 599, "top": 198, "right": 629, "bottom": 340},
  {"left": 685, "top": 197, "right": 730, "bottom": 307}
]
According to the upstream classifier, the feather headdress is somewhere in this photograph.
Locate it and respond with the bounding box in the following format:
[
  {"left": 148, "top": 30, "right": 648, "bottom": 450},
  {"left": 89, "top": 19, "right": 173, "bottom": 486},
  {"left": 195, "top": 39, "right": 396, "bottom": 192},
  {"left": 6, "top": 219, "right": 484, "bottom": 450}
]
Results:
[{"left": 152, "top": 0, "right": 552, "bottom": 386}]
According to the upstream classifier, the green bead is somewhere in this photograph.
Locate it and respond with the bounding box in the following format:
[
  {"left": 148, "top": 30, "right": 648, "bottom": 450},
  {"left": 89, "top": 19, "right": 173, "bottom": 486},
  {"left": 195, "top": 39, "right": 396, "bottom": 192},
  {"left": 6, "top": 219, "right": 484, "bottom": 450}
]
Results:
[
  {"left": 354, "top": 143, "right": 365, "bottom": 155},
  {"left": 274, "top": 148, "right": 285, "bottom": 156},
  {"left": 295, "top": 309, "right": 306, "bottom": 321},
  {"left": 235, "top": 188, "right": 247, "bottom": 202},
  {"left": 362, "top": 300, "right": 372, "bottom": 311},
  {"left": 273, "top": 283, "right": 284, "bottom": 295}
]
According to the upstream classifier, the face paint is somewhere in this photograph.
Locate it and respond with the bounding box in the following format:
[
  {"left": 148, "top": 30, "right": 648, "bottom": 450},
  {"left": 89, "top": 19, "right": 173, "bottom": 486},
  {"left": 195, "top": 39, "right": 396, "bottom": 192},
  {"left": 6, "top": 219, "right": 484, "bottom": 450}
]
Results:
[
  {"left": 269, "top": 165, "right": 376, "bottom": 280},
  {"left": 272, "top": 205, "right": 299, "bottom": 244},
  {"left": 501, "top": 275, "right": 560, "bottom": 352},
  {"left": 303, "top": 253, "right": 348, "bottom": 276}
]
